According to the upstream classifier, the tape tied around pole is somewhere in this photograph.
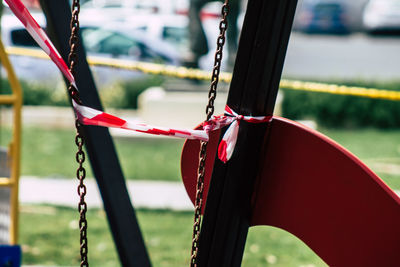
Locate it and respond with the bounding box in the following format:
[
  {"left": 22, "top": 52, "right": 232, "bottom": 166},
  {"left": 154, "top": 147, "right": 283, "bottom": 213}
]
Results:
[
  {"left": 217, "top": 106, "right": 272, "bottom": 163},
  {"left": 74, "top": 99, "right": 271, "bottom": 163}
]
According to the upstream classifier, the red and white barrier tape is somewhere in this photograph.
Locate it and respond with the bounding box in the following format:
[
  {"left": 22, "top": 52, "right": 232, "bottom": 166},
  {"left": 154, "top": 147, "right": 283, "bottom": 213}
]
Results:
[
  {"left": 5, "top": 0, "right": 77, "bottom": 88},
  {"left": 72, "top": 99, "right": 211, "bottom": 141},
  {"left": 6, "top": 0, "right": 271, "bottom": 162},
  {"left": 74, "top": 100, "right": 271, "bottom": 162}
]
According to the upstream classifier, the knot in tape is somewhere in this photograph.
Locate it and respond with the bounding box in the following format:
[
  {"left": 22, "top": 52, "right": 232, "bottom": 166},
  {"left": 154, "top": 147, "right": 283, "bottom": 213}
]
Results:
[{"left": 217, "top": 106, "right": 272, "bottom": 163}]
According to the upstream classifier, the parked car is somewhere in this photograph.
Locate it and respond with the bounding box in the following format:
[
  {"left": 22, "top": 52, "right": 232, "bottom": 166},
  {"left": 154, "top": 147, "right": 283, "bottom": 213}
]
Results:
[
  {"left": 80, "top": 0, "right": 229, "bottom": 69},
  {"left": 0, "top": 12, "right": 59, "bottom": 87},
  {"left": 293, "top": 0, "right": 351, "bottom": 34},
  {"left": 81, "top": 0, "right": 219, "bottom": 17},
  {"left": 81, "top": 0, "right": 188, "bottom": 16},
  {"left": 363, "top": 0, "right": 400, "bottom": 34},
  {"left": 121, "top": 14, "right": 190, "bottom": 54},
  {"left": 121, "top": 13, "right": 225, "bottom": 70},
  {"left": 80, "top": 22, "right": 180, "bottom": 64},
  {"left": 80, "top": 1, "right": 221, "bottom": 56},
  {"left": 1, "top": 14, "right": 180, "bottom": 88}
]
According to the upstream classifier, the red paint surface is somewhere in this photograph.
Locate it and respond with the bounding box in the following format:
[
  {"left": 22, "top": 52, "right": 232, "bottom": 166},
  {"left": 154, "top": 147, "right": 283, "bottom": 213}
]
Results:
[
  {"left": 181, "top": 117, "right": 400, "bottom": 266},
  {"left": 181, "top": 125, "right": 220, "bottom": 214}
]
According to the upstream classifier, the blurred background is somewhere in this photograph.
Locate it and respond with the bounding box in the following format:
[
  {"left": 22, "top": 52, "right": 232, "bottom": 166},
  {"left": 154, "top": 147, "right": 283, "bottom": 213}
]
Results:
[{"left": 0, "top": 0, "right": 399, "bottom": 266}]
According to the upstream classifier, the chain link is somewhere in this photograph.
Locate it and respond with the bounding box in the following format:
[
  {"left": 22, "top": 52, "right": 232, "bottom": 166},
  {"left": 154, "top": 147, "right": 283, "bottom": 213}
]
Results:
[
  {"left": 190, "top": 1, "right": 230, "bottom": 266},
  {"left": 68, "top": 0, "right": 89, "bottom": 266},
  {"left": 206, "top": 3, "right": 229, "bottom": 121}
]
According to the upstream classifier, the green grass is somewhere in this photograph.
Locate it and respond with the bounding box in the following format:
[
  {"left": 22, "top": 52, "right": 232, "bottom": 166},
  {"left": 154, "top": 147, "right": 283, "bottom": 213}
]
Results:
[
  {"left": 320, "top": 128, "right": 400, "bottom": 159},
  {"left": 319, "top": 128, "right": 400, "bottom": 190},
  {"left": 116, "top": 137, "right": 184, "bottom": 181},
  {"left": 20, "top": 205, "right": 327, "bottom": 266},
  {"left": 244, "top": 227, "right": 326, "bottom": 267},
  {"left": 20, "top": 205, "right": 118, "bottom": 266},
  {"left": 0, "top": 126, "right": 184, "bottom": 181}
]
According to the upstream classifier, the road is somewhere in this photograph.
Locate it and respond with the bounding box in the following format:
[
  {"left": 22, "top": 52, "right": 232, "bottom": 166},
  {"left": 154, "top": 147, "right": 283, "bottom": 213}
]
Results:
[{"left": 282, "top": 33, "right": 400, "bottom": 81}]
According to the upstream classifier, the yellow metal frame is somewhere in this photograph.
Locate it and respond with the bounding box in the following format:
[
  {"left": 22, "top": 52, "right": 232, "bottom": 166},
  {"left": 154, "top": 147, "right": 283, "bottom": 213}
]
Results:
[{"left": 0, "top": 40, "right": 22, "bottom": 244}]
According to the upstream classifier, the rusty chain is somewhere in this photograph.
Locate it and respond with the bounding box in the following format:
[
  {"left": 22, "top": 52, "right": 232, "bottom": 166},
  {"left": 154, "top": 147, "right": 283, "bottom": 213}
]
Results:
[
  {"left": 190, "top": 1, "right": 230, "bottom": 266},
  {"left": 68, "top": 0, "right": 89, "bottom": 266}
]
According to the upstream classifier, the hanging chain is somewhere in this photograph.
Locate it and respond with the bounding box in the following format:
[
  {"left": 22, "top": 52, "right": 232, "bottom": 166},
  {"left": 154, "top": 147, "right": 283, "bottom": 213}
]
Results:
[
  {"left": 68, "top": 1, "right": 89, "bottom": 266},
  {"left": 190, "top": 2, "right": 230, "bottom": 266}
]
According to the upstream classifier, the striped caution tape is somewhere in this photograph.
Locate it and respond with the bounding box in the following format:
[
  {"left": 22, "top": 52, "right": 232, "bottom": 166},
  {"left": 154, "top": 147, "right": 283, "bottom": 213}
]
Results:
[
  {"left": 5, "top": 46, "right": 400, "bottom": 102},
  {"left": 74, "top": 100, "right": 270, "bottom": 162}
]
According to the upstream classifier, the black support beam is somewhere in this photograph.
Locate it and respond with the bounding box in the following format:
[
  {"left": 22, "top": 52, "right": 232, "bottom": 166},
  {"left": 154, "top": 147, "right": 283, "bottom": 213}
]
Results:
[
  {"left": 197, "top": 0, "right": 298, "bottom": 266},
  {"left": 39, "top": 1, "right": 151, "bottom": 266}
]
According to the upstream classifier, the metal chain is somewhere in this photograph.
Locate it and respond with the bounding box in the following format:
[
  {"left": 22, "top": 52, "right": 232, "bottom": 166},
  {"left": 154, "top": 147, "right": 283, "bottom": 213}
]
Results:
[
  {"left": 68, "top": 1, "right": 89, "bottom": 266},
  {"left": 190, "top": 1, "right": 230, "bottom": 266}
]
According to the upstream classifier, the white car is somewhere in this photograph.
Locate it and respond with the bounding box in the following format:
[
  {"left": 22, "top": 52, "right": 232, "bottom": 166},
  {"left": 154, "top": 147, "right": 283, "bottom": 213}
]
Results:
[
  {"left": 1, "top": 13, "right": 59, "bottom": 87},
  {"left": 363, "top": 0, "right": 400, "bottom": 33},
  {"left": 81, "top": 0, "right": 189, "bottom": 16},
  {"left": 122, "top": 14, "right": 190, "bottom": 54},
  {"left": 1, "top": 14, "right": 180, "bottom": 89},
  {"left": 80, "top": 0, "right": 227, "bottom": 70}
]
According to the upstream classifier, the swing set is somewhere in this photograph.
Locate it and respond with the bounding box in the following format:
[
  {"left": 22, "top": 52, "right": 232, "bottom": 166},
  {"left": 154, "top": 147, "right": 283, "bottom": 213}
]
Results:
[{"left": 3, "top": 0, "right": 400, "bottom": 266}]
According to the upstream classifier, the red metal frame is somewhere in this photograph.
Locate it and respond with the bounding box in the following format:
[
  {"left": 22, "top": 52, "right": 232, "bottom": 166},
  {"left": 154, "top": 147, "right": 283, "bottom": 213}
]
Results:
[{"left": 181, "top": 117, "right": 400, "bottom": 266}]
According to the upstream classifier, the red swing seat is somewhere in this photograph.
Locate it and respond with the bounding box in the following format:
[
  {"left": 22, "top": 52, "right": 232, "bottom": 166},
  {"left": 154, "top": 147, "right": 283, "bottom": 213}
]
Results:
[{"left": 181, "top": 116, "right": 400, "bottom": 267}]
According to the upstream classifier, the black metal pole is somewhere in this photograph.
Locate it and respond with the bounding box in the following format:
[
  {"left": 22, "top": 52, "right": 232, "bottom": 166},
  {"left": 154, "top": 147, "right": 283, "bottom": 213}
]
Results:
[
  {"left": 197, "top": 0, "right": 298, "bottom": 266},
  {"left": 39, "top": 1, "right": 151, "bottom": 266}
]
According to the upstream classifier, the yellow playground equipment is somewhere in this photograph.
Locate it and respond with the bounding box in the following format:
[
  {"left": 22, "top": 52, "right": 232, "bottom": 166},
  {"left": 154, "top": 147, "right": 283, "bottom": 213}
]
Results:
[{"left": 0, "top": 37, "right": 22, "bottom": 246}]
